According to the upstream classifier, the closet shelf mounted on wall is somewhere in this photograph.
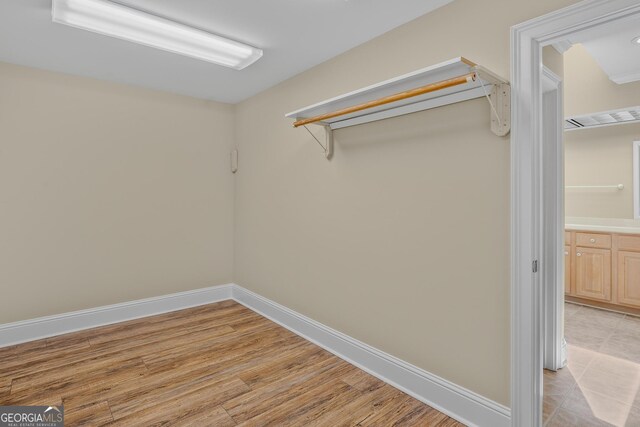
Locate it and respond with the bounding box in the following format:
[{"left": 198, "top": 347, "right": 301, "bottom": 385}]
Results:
[{"left": 285, "top": 57, "right": 510, "bottom": 159}]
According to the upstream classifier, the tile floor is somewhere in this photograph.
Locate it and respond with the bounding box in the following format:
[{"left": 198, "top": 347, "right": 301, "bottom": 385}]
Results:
[{"left": 544, "top": 303, "right": 640, "bottom": 426}]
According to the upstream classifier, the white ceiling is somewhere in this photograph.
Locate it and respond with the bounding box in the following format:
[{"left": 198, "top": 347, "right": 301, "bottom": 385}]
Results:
[
  {"left": 562, "top": 15, "right": 640, "bottom": 84},
  {"left": 0, "top": 0, "right": 453, "bottom": 103}
]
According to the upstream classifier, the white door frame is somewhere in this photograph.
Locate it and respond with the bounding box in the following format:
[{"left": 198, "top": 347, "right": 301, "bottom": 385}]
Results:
[
  {"left": 634, "top": 141, "right": 640, "bottom": 219},
  {"left": 510, "top": 1, "right": 640, "bottom": 426},
  {"left": 541, "top": 67, "right": 565, "bottom": 372}
]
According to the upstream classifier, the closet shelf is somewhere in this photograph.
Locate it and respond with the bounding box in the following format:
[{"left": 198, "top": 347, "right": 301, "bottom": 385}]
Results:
[{"left": 285, "top": 57, "right": 510, "bottom": 159}]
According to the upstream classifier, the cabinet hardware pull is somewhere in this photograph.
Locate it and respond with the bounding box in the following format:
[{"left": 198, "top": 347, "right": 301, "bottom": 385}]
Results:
[
  {"left": 590, "top": 238, "right": 596, "bottom": 243},
  {"left": 577, "top": 253, "right": 582, "bottom": 256}
]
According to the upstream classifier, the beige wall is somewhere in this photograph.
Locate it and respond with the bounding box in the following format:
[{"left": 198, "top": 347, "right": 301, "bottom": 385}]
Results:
[
  {"left": 565, "top": 44, "right": 640, "bottom": 116},
  {"left": 543, "top": 45, "right": 564, "bottom": 79},
  {"left": 0, "top": 62, "right": 235, "bottom": 323},
  {"left": 565, "top": 124, "right": 640, "bottom": 219},
  {"left": 564, "top": 45, "right": 640, "bottom": 218},
  {"left": 234, "top": 0, "right": 578, "bottom": 406}
]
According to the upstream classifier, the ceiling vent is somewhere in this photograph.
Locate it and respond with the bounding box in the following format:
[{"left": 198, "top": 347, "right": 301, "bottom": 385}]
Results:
[{"left": 565, "top": 107, "right": 640, "bottom": 130}]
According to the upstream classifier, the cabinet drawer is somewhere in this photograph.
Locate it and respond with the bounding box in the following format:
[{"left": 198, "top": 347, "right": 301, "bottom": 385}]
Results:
[
  {"left": 576, "top": 232, "right": 611, "bottom": 249},
  {"left": 565, "top": 232, "right": 571, "bottom": 244},
  {"left": 618, "top": 234, "right": 640, "bottom": 252}
]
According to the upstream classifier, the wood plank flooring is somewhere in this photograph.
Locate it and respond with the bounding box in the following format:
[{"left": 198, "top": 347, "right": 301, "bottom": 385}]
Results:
[{"left": 0, "top": 301, "right": 464, "bottom": 426}]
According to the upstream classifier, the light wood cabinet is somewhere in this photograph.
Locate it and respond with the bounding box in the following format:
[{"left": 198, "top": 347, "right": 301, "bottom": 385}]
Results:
[
  {"left": 617, "top": 251, "right": 640, "bottom": 308},
  {"left": 565, "top": 229, "right": 640, "bottom": 313},
  {"left": 574, "top": 247, "right": 611, "bottom": 301}
]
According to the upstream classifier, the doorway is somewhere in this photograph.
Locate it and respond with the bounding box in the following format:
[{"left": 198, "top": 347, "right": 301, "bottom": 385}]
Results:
[{"left": 511, "top": 1, "right": 640, "bottom": 426}]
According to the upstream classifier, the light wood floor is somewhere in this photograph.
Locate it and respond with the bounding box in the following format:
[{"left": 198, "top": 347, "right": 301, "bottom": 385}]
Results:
[{"left": 0, "top": 300, "right": 464, "bottom": 426}]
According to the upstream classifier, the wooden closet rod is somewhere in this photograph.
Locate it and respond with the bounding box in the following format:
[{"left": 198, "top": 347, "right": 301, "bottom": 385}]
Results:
[{"left": 293, "top": 72, "right": 477, "bottom": 128}]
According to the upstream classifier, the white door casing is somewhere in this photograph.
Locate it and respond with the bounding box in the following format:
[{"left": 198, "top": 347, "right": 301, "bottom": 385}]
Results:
[{"left": 541, "top": 67, "right": 566, "bottom": 373}]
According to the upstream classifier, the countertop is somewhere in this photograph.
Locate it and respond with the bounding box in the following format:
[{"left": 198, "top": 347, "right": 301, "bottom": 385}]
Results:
[{"left": 565, "top": 217, "right": 640, "bottom": 234}]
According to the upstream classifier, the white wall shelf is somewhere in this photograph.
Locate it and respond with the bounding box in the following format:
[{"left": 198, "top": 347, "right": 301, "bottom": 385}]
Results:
[{"left": 285, "top": 57, "right": 510, "bottom": 159}]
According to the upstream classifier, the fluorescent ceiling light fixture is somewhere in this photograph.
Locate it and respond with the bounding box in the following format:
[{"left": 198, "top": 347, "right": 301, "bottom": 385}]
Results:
[{"left": 52, "top": 0, "right": 263, "bottom": 70}]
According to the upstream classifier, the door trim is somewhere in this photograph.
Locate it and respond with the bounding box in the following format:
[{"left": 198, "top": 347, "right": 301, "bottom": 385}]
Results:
[
  {"left": 633, "top": 141, "right": 640, "bottom": 219},
  {"left": 541, "top": 67, "right": 565, "bottom": 372}
]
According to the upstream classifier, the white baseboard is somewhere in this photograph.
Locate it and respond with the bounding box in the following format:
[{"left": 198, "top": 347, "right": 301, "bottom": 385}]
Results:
[
  {"left": 0, "top": 283, "right": 510, "bottom": 426},
  {"left": 231, "top": 285, "right": 511, "bottom": 427},
  {"left": 0, "top": 284, "right": 233, "bottom": 347}
]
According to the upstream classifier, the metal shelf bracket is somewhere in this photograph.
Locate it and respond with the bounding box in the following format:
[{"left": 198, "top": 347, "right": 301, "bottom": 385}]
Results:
[
  {"left": 303, "top": 124, "right": 333, "bottom": 159},
  {"left": 323, "top": 125, "right": 334, "bottom": 159},
  {"left": 490, "top": 83, "right": 511, "bottom": 136}
]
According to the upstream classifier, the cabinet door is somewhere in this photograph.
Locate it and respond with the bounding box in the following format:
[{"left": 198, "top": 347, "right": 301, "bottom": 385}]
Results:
[
  {"left": 618, "top": 251, "right": 640, "bottom": 308},
  {"left": 575, "top": 247, "right": 611, "bottom": 301},
  {"left": 564, "top": 245, "right": 571, "bottom": 295}
]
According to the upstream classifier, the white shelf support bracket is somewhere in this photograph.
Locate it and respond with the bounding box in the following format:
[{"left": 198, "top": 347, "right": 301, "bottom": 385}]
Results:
[
  {"left": 303, "top": 124, "right": 333, "bottom": 160},
  {"left": 323, "top": 125, "right": 334, "bottom": 159},
  {"left": 490, "top": 83, "right": 511, "bottom": 136},
  {"left": 230, "top": 149, "right": 238, "bottom": 173}
]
